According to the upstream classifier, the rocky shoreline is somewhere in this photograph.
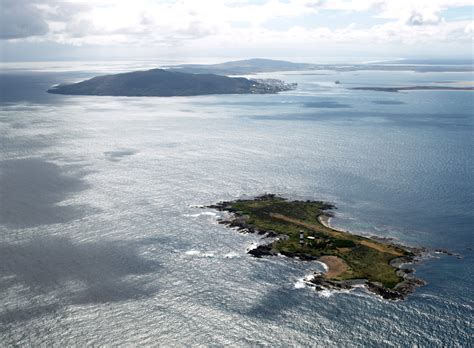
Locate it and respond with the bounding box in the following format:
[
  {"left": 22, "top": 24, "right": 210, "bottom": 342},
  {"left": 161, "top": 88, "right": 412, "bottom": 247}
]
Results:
[
  {"left": 207, "top": 194, "right": 453, "bottom": 300},
  {"left": 250, "top": 79, "right": 297, "bottom": 93}
]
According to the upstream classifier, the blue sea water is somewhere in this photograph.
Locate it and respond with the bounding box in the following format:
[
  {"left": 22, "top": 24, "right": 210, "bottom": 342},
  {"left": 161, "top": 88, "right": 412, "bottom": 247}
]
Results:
[{"left": 0, "top": 62, "right": 473, "bottom": 346}]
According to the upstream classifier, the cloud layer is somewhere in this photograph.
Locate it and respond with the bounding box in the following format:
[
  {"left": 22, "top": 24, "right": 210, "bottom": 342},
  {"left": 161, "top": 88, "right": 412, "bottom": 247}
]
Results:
[
  {"left": 1, "top": 0, "right": 472, "bottom": 58},
  {"left": 0, "top": 0, "right": 49, "bottom": 39}
]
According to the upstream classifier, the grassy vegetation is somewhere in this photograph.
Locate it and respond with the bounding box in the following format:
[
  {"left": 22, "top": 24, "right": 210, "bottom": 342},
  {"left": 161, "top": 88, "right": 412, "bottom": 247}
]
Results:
[{"left": 227, "top": 196, "right": 410, "bottom": 289}]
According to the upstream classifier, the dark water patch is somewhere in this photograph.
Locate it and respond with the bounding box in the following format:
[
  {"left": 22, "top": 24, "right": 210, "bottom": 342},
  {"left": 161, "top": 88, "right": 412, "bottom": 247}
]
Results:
[
  {"left": 0, "top": 304, "right": 62, "bottom": 325},
  {"left": 0, "top": 237, "right": 162, "bottom": 323},
  {"left": 104, "top": 149, "right": 138, "bottom": 162},
  {"left": 0, "top": 72, "right": 93, "bottom": 105},
  {"left": 0, "top": 134, "right": 53, "bottom": 152},
  {"left": 0, "top": 158, "right": 94, "bottom": 228},
  {"left": 9, "top": 122, "right": 29, "bottom": 129},
  {"left": 304, "top": 101, "right": 351, "bottom": 108},
  {"left": 197, "top": 100, "right": 290, "bottom": 107},
  {"left": 250, "top": 113, "right": 347, "bottom": 122},
  {"left": 250, "top": 111, "right": 473, "bottom": 129},
  {"left": 372, "top": 100, "right": 406, "bottom": 105},
  {"left": 244, "top": 286, "right": 303, "bottom": 319}
]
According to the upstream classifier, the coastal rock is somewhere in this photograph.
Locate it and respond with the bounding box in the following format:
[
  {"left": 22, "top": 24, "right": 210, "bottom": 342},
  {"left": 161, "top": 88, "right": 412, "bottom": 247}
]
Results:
[
  {"left": 265, "top": 230, "right": 278, "bottom": 238},
  {"left": 279, "top": 251, "right": 318, "bottom": 261},
  {"left": 366, "top": 282, "right": 404, "bottom": 300},
  {"left": 247, "top": 244, "right": 274, "bottom": 258},
  {"left": 308, "top": 275, "right": 353, "bottom": 291}
]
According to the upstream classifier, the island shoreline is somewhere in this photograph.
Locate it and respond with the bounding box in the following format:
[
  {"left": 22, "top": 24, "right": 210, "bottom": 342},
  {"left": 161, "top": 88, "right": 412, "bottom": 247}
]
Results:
[{"left": 207, "top": 194, "right": 435, "bottom": 300}]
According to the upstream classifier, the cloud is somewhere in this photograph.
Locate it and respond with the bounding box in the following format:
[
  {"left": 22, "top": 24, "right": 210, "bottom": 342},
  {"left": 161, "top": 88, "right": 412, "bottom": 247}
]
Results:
[
  {"left": 0, "top": 0, "right": 49, "bottom": 39},
  {"left": 465, "top": 22, "right": 474, "bottom": 34},
  {"left": 406, "top": 11, "right": 442, "bottom": 26},
  {"left": 0, "top": 0, "right": 472, "bottom": 57}
]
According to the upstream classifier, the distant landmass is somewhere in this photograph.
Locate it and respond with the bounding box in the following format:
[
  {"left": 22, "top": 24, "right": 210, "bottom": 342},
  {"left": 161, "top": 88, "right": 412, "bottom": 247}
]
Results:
[
  {"left": 379, "top": 58, "right": 474, "bottom": 66},
  {"left": 167, "top": 58, "right": 474, "bottom": 74},
  {"left": 351, "top": 86, "right": 474, "bottom": 92},
  {"left": 47, "top": 58, "right": 473, "bottom": 97},
  {"left": 166, "top": 58, "right": 315, "bottom": 75},
  {"left": 47, "top": 68, "right": 296, "bottom": 97}
]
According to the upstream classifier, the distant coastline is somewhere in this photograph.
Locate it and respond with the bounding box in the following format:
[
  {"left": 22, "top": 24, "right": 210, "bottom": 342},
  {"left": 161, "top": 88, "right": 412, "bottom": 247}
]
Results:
[
  {"left": 47, "top": 58, "right": 473, "bottom": 97},
  {"left": 351, "top": 86, "right": 474, "bottom": 92},
  {"left": 166, "top": 58, "right": 474, "bottom": 75}
]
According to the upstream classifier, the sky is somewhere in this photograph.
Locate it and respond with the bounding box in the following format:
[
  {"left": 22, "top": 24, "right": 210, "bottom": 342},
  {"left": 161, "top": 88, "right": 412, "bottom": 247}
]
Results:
[{"left": 0, "top": 0, "right": 473, "bottom": 62}]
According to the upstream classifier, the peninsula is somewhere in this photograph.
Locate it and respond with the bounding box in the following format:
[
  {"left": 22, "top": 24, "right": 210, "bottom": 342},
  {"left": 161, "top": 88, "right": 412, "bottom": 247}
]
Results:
[
  {"left": 209, "top": 194, "right": 425, "bottom": 300},
  {"left": 47, "top": 68, "right": 296, "bottom": 97}
]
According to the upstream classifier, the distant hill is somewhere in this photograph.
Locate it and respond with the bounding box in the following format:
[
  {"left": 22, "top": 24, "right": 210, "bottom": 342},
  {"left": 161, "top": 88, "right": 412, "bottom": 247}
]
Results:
[
  {"left": 47, "top": 68, "right": 296, "bottom": 97},
  {"left": 166, "top": 58, "right": 473, "bottom": 74},
  {"left": 166, "top": 58, "right": 316, "bottom": 75}
]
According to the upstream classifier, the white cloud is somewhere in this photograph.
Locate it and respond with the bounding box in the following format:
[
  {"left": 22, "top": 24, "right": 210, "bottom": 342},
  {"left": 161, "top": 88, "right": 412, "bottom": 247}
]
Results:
[
  {"left": 465, "top": 22, "right": 474, "bottom": 34},
  {"left": 1, "top": 0, "right": 472, "bottom": 57},
  {"left": 406, "top": 10, "right": 442, "bottom": 26}
]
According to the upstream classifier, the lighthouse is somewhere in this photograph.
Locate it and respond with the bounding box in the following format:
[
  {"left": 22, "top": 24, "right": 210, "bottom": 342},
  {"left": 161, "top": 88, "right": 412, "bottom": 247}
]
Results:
[{"left": 299, "top": 230, "right": 304, "bottom": 246}]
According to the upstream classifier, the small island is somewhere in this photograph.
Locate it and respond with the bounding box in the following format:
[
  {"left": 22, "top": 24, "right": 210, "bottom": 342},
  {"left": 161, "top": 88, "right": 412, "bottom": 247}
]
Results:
[
  {"left": 209, "top": 194, "right": 426, "bottom": 300},
  {"left": 47, "top": 68, "right": 296, "bottom": 97}
]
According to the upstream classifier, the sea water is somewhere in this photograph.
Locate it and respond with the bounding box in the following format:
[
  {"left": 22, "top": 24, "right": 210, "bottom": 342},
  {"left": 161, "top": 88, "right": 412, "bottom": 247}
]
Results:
[{"left": 0, "top": 62, "right": 473, "bottom": 346}]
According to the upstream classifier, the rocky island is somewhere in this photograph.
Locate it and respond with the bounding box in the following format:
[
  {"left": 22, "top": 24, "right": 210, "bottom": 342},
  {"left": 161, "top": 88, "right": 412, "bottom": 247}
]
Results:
[
  {"left": 209, "top": 194, "right": 427, "bottom": 300},
  {"left": 47, "top": 68, "right": 296, "bottom": 97}
]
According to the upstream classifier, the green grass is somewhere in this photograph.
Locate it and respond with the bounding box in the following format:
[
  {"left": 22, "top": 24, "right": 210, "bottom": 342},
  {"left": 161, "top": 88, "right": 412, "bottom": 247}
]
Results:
[{"left": 225, "top": 196, "right": 407, "bottom": 289}]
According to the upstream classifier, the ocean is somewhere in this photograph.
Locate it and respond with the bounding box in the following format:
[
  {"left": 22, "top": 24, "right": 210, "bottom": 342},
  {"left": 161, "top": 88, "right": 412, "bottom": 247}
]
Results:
[{"left": 0, "top": 61, "right": 473, "bottom": 346}]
